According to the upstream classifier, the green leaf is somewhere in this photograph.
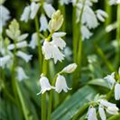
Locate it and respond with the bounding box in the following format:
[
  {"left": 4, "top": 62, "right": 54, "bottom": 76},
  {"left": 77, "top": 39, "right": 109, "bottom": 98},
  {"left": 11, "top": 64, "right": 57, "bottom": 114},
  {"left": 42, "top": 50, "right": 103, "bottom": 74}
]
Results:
[{"left": 51, "top": 86, "right": 97, "bottom": 120}]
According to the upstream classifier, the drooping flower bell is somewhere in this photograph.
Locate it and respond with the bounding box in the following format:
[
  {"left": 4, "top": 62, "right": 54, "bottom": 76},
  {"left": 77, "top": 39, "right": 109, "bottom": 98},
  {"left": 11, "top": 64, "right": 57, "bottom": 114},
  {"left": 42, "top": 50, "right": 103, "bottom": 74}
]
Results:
[
  {"left": 37, "top": 74, "right": 54, "bottom": 95},
  {"left": 98, "top": 105, "right": 106, "bottom": 120},
  {"left": 16, "top": 67, "right": 29, "bottom": 81},
  {"left": 55, "top": 74, "right": 71, "bottom": 93},
  {"left": 42, "top": 40, "right": 65, "bottom": 64},
  {"left": 87, "top": 107, "right": 98, "bottom": 120}
]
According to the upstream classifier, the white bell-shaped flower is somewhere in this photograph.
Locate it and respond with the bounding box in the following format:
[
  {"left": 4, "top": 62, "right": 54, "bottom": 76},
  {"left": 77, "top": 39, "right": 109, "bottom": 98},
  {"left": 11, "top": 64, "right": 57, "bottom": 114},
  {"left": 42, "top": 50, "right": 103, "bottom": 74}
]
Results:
[
  {"left": 96, "top": 9, "right": 108, "bottom": 22},
  {"left": 104, "top": 72, "right": 116, "bottom": 89},
  {"left": 0, "top": 55, "right": 11, "bottom": 68},
  {"left": 0, "top": 5, "right": 10, "bottom": 26},
  {"left": 100, "top": 99, "right": 119, "bottom": 115},
  {"left": 76, "top": 4, "right": 99, "bottom": 29},
  {"left": 16, "top": 51, "right": 32, "bottom": 62},
  {"left": 20, "top": 6, "right": 31, "bottom": 22},
  {"left": 106, "top": 106, "right": 119, "bottom": 115},
  {"left": 100, "top": 99, "right": 117, "bottom": 108},
  {"left": 87, "top": 107, "right": 98, "bottom": 120},
  {"left": 40, "top": 14, "right": 48, "bottom": 31},
  {"left": 55, "top": 74, "right": 71, "bottom": 93},
  {"left": 114, "top": 83, "right": 120, "bottom": 100},
  {"left": 42, "top": 40, "right": 65, "bottom": 64},
  {"left": 52, "top": 32, "right": 66, "bottom": 50},
  {"left": 16, "top": 67, "right": 28, "bottom": 81},
  {"left": 43, "top": 3, "right": 55, "bottom": 18},
  {"left": 81, "top": 25, "right": 93, "bottom": 40},
  {"left": 30, "top": 2, "right": 40, "bottom": 19},
  {"left": 29, "top": 33, "right": 39, "bottom": 49},
  {"left": 98, "top": 105, "right": 106, "bottom": 120},
  {"left": 61, "top": 63, "right": 77, "bottom": 73},
  {"left": 37, "top": 74, "right": 54, "bottom": 95}
]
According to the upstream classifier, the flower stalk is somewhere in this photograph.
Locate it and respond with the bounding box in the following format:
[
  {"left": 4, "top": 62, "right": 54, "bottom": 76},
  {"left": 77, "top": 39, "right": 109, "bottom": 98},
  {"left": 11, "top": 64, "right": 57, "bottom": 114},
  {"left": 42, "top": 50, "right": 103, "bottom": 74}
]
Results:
[
  {"left": 35, "top": 16, "right": 43, "bottom": 73},
  {"left": 115, "top": 4, "right": 120, "bottom": 68}
]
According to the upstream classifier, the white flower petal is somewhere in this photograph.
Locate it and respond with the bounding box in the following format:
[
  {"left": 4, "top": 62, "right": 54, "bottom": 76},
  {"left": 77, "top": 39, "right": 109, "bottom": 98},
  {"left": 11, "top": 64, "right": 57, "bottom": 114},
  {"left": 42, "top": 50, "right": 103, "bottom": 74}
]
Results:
[
  {"left": 114, "top": 83, "right": 120, "bottom": 100},
  {"left": 52, "top": 37, "right": 66, "bottom": 50},
  {"left": 30, "top": 2, "right": 40, "bottom": 19},
  {"left": 0, "top": 55, "right": 11, "bottom": 68},
  {"left": 20, "top": 6, "right": 31, "bottom": 22},
  {"left": 42, "top": 40, "right": 65, "bottom": 64},
  {"left": 40, "top": 14, "right": 48, "bottom": 31},
  {"left": 17, "top": 51, "right": 32, "bottom": 62},
  {"left": 55, "top": 74, "right": 71, "bottom": 93},
  {"left": 81, "top": 25, "right": 93, "bottom": 40},
  {"left": 16, "top": 67, "right": 29, "bottom": 81},
  {"left": 87, "top": 107, "right": 98, "bottom": 120},
  {"left": 98, "top": 105, "right": 106, "bottom": 120},
  {"left": 96, "top": 10, "right": 108, "bottom": 22},
  {"left": 37, "top": 74, "right": 54, "bottom": 94},
  {"left": 29, "top": 33, "right": 39, "bottom": 49},
  {"left": 43, "top": 3, "right": 55, "bottom": 18}
]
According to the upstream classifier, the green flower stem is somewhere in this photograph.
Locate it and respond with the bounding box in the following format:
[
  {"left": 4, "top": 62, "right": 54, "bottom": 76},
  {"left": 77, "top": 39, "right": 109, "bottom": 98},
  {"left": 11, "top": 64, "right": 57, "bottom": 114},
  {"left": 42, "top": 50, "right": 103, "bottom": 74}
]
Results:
[
  {"left": 35, "top": 16, "right": 43, "bottom": 73},
  {"left": 47, "top": 90, "right": 53, "bottom": 120},
  {"left": 72, "top": 0, "right": 86, "bottom": 89},
  {"left": 115, "top": 4, "right": 120, "bottom": 68},
  {"left": 94, "top": 44, "right": 114, "bottom": 72},
  {"left": 105, "top": 0, "right": 112, "bottom": 26},
  {"left": 104, "top": 0, "right": 112, "bottom": 41},
  {"left": 15, "top": 81, "right": 31, "bottom": 120},
  {"left": 47, "top": 70, "right": 59, "bottom": 120},
  {"left": 73, "top": 6, "right": 79, "bottom": 62},
  {"left": 72, "top": 102, "right": 90, "bottom": 120},
  {"left": 77, "top": 0, "right": 86, "bottom": 65},
  {"left": 41, "top": 60, "right": 48, "bottom": 120},
  {"left": 12, "top": 40, "right": 24, "bottom": 120},
  {"left": 106, "top": 88, "right": 114, "bottom": 100},
  {"left": 59, "top": 3, "right": 66, "bottom": 31}
]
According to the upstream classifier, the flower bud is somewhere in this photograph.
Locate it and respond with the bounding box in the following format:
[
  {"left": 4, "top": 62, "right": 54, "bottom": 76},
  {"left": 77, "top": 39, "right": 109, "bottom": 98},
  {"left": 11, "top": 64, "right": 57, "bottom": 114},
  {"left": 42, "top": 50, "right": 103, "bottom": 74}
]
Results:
[
  {"left": 49, "top": 10, "right": 64, "bottom": 31},
  {"left": 61, "top": 63, "right": 77, "bottom": 73}
]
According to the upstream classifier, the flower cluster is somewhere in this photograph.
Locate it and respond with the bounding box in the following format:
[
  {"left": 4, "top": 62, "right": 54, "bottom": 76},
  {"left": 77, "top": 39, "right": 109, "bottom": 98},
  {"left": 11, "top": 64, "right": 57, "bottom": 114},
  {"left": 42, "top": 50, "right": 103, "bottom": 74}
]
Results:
[
  {"left": 0, "top": 19, "right": 31, "bottom": 81},
  {"left": 37, "top": 63, "right": 77, "bottom": 94},
  {"left": 42, "top": 10, "right": 66, "bottom": 63},
  {"left": 21, "top": 0, "right": 55, "bottom": 32},
  {"left": 104, "top": 67, "right": 120, "bottom": 100},
  {"left": 72, "top": 0, "right": 108, "bottom": 40},
  {"left": 87, "top": 98, "right": 119, "bottom": 120}
]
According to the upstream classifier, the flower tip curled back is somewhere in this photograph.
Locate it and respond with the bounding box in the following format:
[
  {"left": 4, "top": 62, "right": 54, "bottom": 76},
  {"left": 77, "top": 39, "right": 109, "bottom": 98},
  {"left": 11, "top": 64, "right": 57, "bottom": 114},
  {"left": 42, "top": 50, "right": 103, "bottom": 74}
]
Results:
[{"left": 62, "top": 63, "right": 77, "bottom": 73}]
